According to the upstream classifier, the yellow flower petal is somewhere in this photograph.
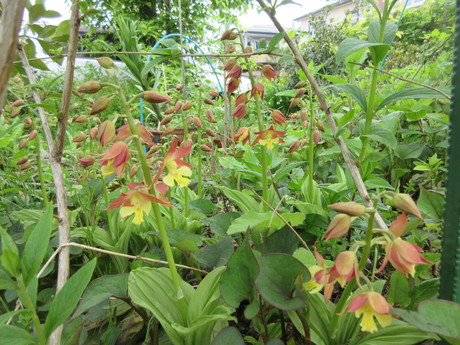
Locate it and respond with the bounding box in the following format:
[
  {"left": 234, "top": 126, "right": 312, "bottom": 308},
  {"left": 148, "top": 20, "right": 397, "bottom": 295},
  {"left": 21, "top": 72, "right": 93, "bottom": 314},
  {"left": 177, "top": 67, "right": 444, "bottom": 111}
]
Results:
[
  {"left": 163, "top": 173, "right": 176, "bottom": 187},
  {"left": 375, "top": 313, "right": 392, "bottom": 329},
  {"left": 176, "top": 166, "right": 192, "bottom": 177},
  {"left": 101, "top": 159, "right": 115, "bottom": 176},
  {"left": 120, "top": 206, "right": 135, "bottom": 218},
  {"left": 360, "top": 309, "right": 378, "bottom": 333},
  {"left": 133, "top": 208, "right": 144, "bottom": 225}
]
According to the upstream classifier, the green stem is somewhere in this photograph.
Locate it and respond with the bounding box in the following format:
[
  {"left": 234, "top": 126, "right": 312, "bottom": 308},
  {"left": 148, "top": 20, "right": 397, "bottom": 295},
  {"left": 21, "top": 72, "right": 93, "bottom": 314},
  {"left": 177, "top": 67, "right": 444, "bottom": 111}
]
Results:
[
  {"left": 101, "top": 177, "right": 117, "bottom": 240},
  {"left": 116, "top": 80, "right": 181, "bottom": 293},
  {"left": 34, "top": 135, "right": 48, "bottom": 208},
  {"left": 197, "top": 91, "right": 203, "bottom": 198},
  {"left": 308, "top": 86, "right": 315, "bottom": 202},
  {"left": 17, "top": 279, "right": 46, "bottom": 345},
  {"left": 180, "top": 109, "right": 190, "bottom": 216}
]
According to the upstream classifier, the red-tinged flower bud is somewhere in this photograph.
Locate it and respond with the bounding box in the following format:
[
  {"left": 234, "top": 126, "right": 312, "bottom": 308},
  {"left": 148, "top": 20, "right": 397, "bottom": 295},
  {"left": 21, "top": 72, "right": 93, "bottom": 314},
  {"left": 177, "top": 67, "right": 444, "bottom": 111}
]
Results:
[
  {"left": 206, "top": 109, "right": 218, "bottom": 123},
  {"left": 190, "top": 117, "right": 202, "bottom": 128},
  {"left": 160, "top": 116, "right": 173, "bottom": 126},
  {"left": 316, "top": 120, "right": 325, "bottom": 132},
  {"left": 235, "top": 93, "right": 248, "bottom": 107},
  {"left": 12, "top": 99, "right": 25, "bottom": 107},
  {"left": 16, "top": 157, "right": 29, "bottom": 165},
  {"left": 19, "top": 139, "right": 27, "bottom": 149},
  {"left": 226, "top": 44, "right": 235, "bottom": 53},
  {"left": 176, "top": 83, "right": 183, "bottom": 91},
  {"left": 251, "top": 83, "right": 265, "bottom": 100},
  {"left": 90, "top": 96, "right": 111, "bottom": 115},
  {"left": 10, "top": 108, "right": 20, "bottom": 118},
  {"left": 94, "top": 117, "right": 102, "bottom": 124},
  {"left": 220, "top": 29, "right": 238, "bottom": 41},
  {"left": 329, "top": 202, "right": 366, "bottom": 217},
  {"left": 205, "top": 128, "right": 216, "bottom": 137},
  {"left": 71, "top": 103, "right": 79, "bottom": 111},
  {"left": 78, "top": 81, "right": 103, "bottom": 94},
  {"left": 163, "top": 126, "right": 175, "bottom": 136},
  {"left": 75, "top": 115, "right": 88, "bottom": 123},
  {"left": 164, "top": 106, "right": 175, "bottom": 115},
  {"left": 262, "top": 65, "right": 278, "bottom": 81},
  {"left": 174, "top": 101, "right": 183, "bottom": 112},
  {"left": 289, "top": 98, "right": 301, "bottom": 110},
  {"left": 181, "top": 138, "right": 193, "bottom": 148},
  {"left": 300, "top": 139, "right": 307, "bottom": 147},
  {"left": 272, "top": 110, "right": 287, "bottom": 125},
  {"left": 23, "top": 118, "right": 32, "bottom": 125},
  {"left": 226, "top": 64, "right": 242, "bottom": 79},
  {"left": 90, "top": 127, "right": 98, "bottom": 140},
  {"left": 79, "top": 156, "right": 95, "bottom": 166},
  {"left": 392, "top": 193, "right": 423, "bottom": 220},
  {"left": 28, "top": 130, "right": 38, "bottom": 141},
  {"left": 182, "top": 101, "right": 192, "bottom": 111},
  {"left": 96, "top": 57, "right": 115, "bottom": 69},
  {"left": 203, "top": 97, "right": 214, "bottom": 106},
  {"left": 194, "top": 82, "right": 200, "bottom": 88},
  {"left": 227, "top": 78, "right": 240, "bottom": 94},
  {"left": 208, "top": 90, "right": 220, "bottom": 98},
  {"left": 389, "top": 213, "right": 408, "bottom": 238},
  {"left": 294, "top": 81, "right": 307, "bottom": 89},
  {"left": 295, "top": 88, "right": 306, "bottom": 98},
  {"left": 313, "top": 130, "right": 321, "bottom": 145},
  {"left": 244, "top": 46, "right": 253, "bottom": 54},
  {"left": 324, "top": 214, "right": 352, "bottom": 240},
  {"left": 72, "top": 133, "right": 87, "bottom": 143},
  {"left": 290, "top": 113, "right": 299, "bottom": 121},
  {"left": 20, "top": 161, "right": 32, "bottom": 170},
  {"left": 223, "top": 59, "right": 237, "bottom": 71},
  {"left": 200, "top": 144, "right": 212, "bottom": 152},
  {"left": 143, "top": 91, "right": 169, "bottom": 103},
  {"left": 98, "top": 120, "right": 115, "bottom": 146},
  {"left": 300, "top": 111, "right": 307, "bottom": 122},
  {"left": 147, "top": 145, "right": 158, "bottom": 156},
  {"left": 129, "top": 166, "right": 138, "bottom": 177},
  {"left": 289, "top": 140, "right": 300, "bottom": 153},
  {"left": 233, "top": 103, "right": 247, "bottom": 119},
  {"left": 164, "top": 96, "right": 172, "bottom": 104}
]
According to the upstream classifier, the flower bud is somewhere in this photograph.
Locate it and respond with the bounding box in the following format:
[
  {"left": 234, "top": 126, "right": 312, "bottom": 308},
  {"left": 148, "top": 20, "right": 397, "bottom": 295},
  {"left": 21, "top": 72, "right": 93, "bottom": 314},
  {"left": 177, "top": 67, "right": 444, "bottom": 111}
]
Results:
[
  {"left": 300, "top": 111, "right": 307, "bottom": 122},
  {"left": 160, "top": 116, "right": 173, "bottom": 126},
  {"left": 220, "top": 29, "right": 238, "bottom": 41},
  {"left": 289, "top": 140, "right": 300, "bottom": 153},
  {"left": 12, "top": 99, "right": 25, "bottom": 107},
  {"left": 295, "top": 88, "right": 306, "bottom": 98},
  {"left": 90, "top": 127, "right": 98, "bottom": 140},
  {"left": 143, "top": 91, "right": 169, "bottom": 103},
  {"left": 233, "top": 104, "right": 247, "bottom": 119},
  {"left": 96, "top": 57, "right": 115, "bottom": 69},
  {"left": 389, "top": 213, "right": 408, "bottom": 238},
  {"left": 208, "top": 90, "right": 220, "bottom": 98},
  {"left": 324, "top": 214, "right": 352, "bottom": 240},
  {"left": 223, "top": 59, "right": 237, "bottom": 71},
  {"left": 203, "top": 97, "right": 214, "bottom": 106},
  {"left": 227, "top": 78, "right": 241, "bottom": 94},
  {"left": 235, "top": 93, "right": 248, "bottom": 107},
  {"left": 316, "top": 120, "right": 325, "bottom": 132},
  {"left": 226, "top": 65, "right": 242, "bottom": 79},
  {"left": 10, "top": 108, "right": 20, "bottom": 118},
  {"left": 163, "top": 126, "right": 175, "bottom": 136},
  {"left": 226, "top": 44, "right": 235, "bottom": 53},
  {"left": 392, "top": 193, "right": 423, "bottom": 220},
  {"left": 72, "top": 115, "right": 87, "bottom": 123},
  {"left": 90, "top": 96, "right": 111, "bottom": 115},
  {"left": 272, "top": 110, "right": 287, "bottom": 125},
  {"left": 262, "top": 65, "right": 278, "bottom": 81},
  {"left": 303, "top": 120, "right": 309, "bottom": 128},
  {"left": 20, "top": 161, "right": 32, "bottom": 170},
  {"left": 205, "top": 128, "right": 216, "bottom": 137},
  {"left": 98, "top": 121, "right": 115, "bottom": 146},
  {"left": 16, "top": 157, "right": 29, "bottom": 165},
  {"left": 174, "top": 101, "right": 183, "bottom": 112},
  {"left": 200, "top": 144, "right": 212, "bottom": 152},
  {"left": 313, "top": 130, "right": 321, "bottom": 145},
  {"left": 94, "top": 117, "right": 102, "bottom": 124},
  {"left": 79, "top": 156, "right": 95, "bottom": 166},
  {"left": 71, "top": 103, "right": 79, "bottom": 111},
  {"left": 129, "top": 166, "right": 138, "bottom": 178},
  {"left": 244, "top": 46, "right": 253, "bottom": 54},
  {"left": 189, "top": 117, "right": 202, "bottom": 128},
  {"left": 329, "top": 202, "right": 366, "bottom": 216},
  {"left": 18, "top": 139, "right": 27, "bottom": 149},
  {"left": 289, "top": 98, "right": 301, "bottom": 110},
  {"left": 206, "top": 109, "right": 218, "bottom": 123},
  {"left": 72, "top": 133, "right": 87, "bottom": 143},
  {"left": 78, "top": 81, "right": 103, "bottom": 94},
  {"left": 182, "top": 101, "right": 192, "bottom": 111},
  {"left": 294, "top": 81, "right": 307, "bottom": 89},
  {"left": 164, "top": 106, "right": 175, "bottom": 115},
  {"left": 28, "top": 130, "right": 38, "bottom": 141},
  {"left": 23, "top": 117, "right": 32, "bottom": 125}
]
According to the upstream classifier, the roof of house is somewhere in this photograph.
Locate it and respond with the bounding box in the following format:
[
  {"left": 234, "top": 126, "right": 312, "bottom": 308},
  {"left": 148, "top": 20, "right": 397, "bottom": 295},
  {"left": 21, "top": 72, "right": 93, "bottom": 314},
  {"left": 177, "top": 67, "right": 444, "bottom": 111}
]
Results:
[
  {"left": 294, "top": 0, "right": 354, "bottom": 21},
  {"left": 244, "top": 25, "right": 279, "bottom": 35}
]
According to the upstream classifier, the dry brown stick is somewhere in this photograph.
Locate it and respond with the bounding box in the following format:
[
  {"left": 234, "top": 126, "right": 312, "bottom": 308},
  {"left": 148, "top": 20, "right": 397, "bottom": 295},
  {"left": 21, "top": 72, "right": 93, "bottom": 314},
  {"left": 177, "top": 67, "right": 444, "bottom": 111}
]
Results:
[
  {"left": 36, "top": 242, "right": 208, "bottom": 278},
  {"left": 0, "top": 0, "right": 27, "bottom": 112},
  {"left": 350, "top": 62, "right": 451, "bottom": 100},
  {"left": 257, "top": 0, "right": 387, "bottom": 230}
]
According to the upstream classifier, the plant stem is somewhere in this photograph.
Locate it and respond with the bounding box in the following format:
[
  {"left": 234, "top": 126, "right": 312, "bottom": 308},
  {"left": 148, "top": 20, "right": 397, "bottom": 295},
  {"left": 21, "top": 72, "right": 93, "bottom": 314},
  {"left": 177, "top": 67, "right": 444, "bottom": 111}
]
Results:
[
  {"left": 359, "top": 69, "right": 379, "bottom": 161},
  {"left": 180, "top": 109, "right": 190, "bottom": 216},
  {"left": 34, "top": 135, "right": 48, "bottom": 208},
  {"left": 17, "top": 279, "right": 46, "bottom": 345},
  {"left": 308, "top": 85, "right": 315, "bottom": 202},
  {"left": 197, "top": 91, "right": 203, "bottom": 198}
]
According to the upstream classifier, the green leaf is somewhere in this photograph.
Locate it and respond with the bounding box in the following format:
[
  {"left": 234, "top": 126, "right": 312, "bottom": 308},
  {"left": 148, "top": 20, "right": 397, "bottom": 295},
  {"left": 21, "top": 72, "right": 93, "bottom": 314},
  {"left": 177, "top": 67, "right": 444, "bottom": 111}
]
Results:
[
  {"left": 0, "top": 310, "right": 33, "bottom": 325},
  {"left": 189, "top": 199, "right": 218, "bottom": 215},
  {"left": 43, "top": 10, "right": 61, "bottom": 18},
  {"left": 50, "top": 20, "right": 70, "bottom": 43},
  {"left": 220, "top": 240, "right": 258, "bottom": 308},
  {"left": 392, "top": 300, "right": 459, "bottom": 344},
  {"left": 336, "top": 38, "right": 388, "bottom": 62},
  {"left": 0, "top": 227, "right": 19, "bottom": 277},
  {"left": 141, "top": 56, "right": 169, "bottom": 79},
  {"left": 293, "top": 248, "right": 316, "bottom": 268},
  {"left": 200, "top": 212, "right": 240, "bottom": 237},
  {"left": 44, "top": 259, "right": 97, "bottom": 338},
  {"left": 28, "top": 3, "right": 46, "bottom": 23},
  {"left": 227, "top": 211, "right": 270, "bottom": 235},
  {"left": 377, "top": 88, "right": 448, "bottom": 110},
  {"left": 21, "top": 207, "right": 53, "bottom": 286},
  {"left": 364, "top": 177, "right": 394, "bottom": 190},
  {"left": 273, "top": 161, "right": 305, "bottom": 182},
  {"left": 259, "top": 227, "right": 299, "bottom": 255},
  {"left": 363, "top": 126, "right": 397, "bottom": 149},
  {"left": 73, "top": 274, "right": 129, "bottom": 318},
  {"left": 326, "top": 84, "right": 368, "bottom": 111},
  {"left": 395, "top": 143, "right": 425, "bottom": 159},
  {"left": 211, "top": 327, "right": 245, "bottom": 345},
  {"left": 275, "top": 90, "right": 298, "bottom": 97},
  {"left": 0, "top": 267, "right": 16, "bottom": 290},
  {"left": 388, "top": 271, "right": 410, "bottom": 307},
  {"left": 0, "top": 325, "right": 38, "bottom": 345},
  {"left": 417, "top": 188, "right": 444, "bottom": 221},
  {"left": 194, "top": 237, "right": 234, "bottom": 270},
  {"left": 410, "top": 279, "right": 439, "bottom": 307},
  {"left": 258, "top": 39, "right": 267, "bottom": 50},
  {"left": 268, "top": 32, "right": 285, "bottom": 52},
  {"left": 219, "top": 186, "right": 259, "bottom": 213},
  {"left": 368, "top": 20, "right": 398, "bottom": 46},
  {"left": 256, "top": 254, "right": 309, "bottom": 310}
]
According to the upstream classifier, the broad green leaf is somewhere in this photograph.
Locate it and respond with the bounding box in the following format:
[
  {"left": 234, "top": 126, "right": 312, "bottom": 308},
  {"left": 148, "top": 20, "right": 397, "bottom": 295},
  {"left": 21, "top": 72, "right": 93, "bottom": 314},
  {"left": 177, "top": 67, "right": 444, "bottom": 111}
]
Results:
[
  {"left": 258, "top": 227, "right": 299, "bottom": 255},
  {"left": 44, "top": 259, "right": 97, "bottom": 338},
  {"left": 220, "top": 240, "right": 258, "bottom": 308},
  {"left": 43, "top": 10, "right": 61, "bottom": 18},
  {"left": 368, "top": 20, "right": 398, "bottom": 46},
  {"left": 189, "top": 199, "right": 218, "bottom": 215},
  {"left": 388, "top": 271, "right": 410, "bottom": 307},
  {"left": 363, "top": 126, "right": 397, "bottom": 149},
  {"left": 227, "top": 211, "right": 270, "bottom": 235},
  {"left": 0, "top": 325, "right": 38, "bottom": 345},
  {"left": 141, "top": 56, "right": 169, "bottom": 79},
  {"left": 28, "top": 4, "right": 46, "bottom": 23},
  {"left": 200, "top": 212, "right": 240, "bottom": 237},
  {"left": 211, "top": 327, "right": 245, "bottom": 345},
  {"left": 336, "top": 38, "right": 388, "bottom": 62},
  {"left": 395, "top": 143, "right": 425, "bottom": 159},
  {"left": 268, "top": 32, "right": 285, "bottom": 51},
  {"left": 273, "top": 161, "right": 305, "bottom": 182},
  {"left": 393, "top": 300, "right": 459, "bottom": 344},
  {"left": 21, "top": 207, "right": 53, "bottom": 286},
  {"left": 73, "top": 274, "right": 129, "bottom": 318},
  {"left": 256, "top": 254, "right": 309, "bottom": 310},
  {"left": 417, "top": 188, "right": 444, "bottom": 221},
  {"left": 0, "top": 267, "right": 16, "bottom": 290},
  {"left": 258, "top": 39, "right": 267, "bottom": 50},
  {"left": 275, "top": 90, "right": 297, "bottom": 97},
  {"left": 193, "top": 237, "right": 234, "bottom": 270},
  {"left": 219, "top": 187, "right": 259, "bottom": 213},
  {"left": 410, "top": 279, "right": 439, "bottom": 307},
  {"left": 293, "top": 248, "right": 316, "bottom": 268},
  {"left": 336, "top": 109, "right": 357, "bottom": 128},
  {"left": 0, "top": 227, "right": 19, "bottom": 277},
  {"left": 364, "top": 177, "right": 394, "bottom": 190},
  {"left": 377, "top": 88, "right": 448, "bottom": 110},
  {"left": 0, "top": 310, "right": 33, "bottom": 325},
  {"left": 266, "top": 340, "right": 284, "bottom": 345},
  {"left": 326, "top": 84, "right": 367, "bottom": 111},
  {"left": 50, "top": 20, "right": 70, "bottom": 43}
]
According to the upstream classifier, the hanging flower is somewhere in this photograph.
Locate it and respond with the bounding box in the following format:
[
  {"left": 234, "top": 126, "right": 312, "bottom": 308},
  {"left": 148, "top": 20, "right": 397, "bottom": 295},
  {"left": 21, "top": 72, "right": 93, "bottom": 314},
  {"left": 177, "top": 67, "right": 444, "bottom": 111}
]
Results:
[
  {"left": 271, "top": 110, "right": 287, "bottom": 125},
  {"left": 251, "top": 83, "right": 265, "bottom": 100},
  {"left": 227, "top": 78, "right": 240, "bottom": 94},
  {"left": 304, "top": 246, "right": 335, "bottom": 301},
  {"left": 346, "top": 291, "right": 393, "bottom": 333},
  {"left": 114, "top": 123, "right": 155, "bottom": 146},
  {"left": 108, "top": 183, "right": 171, "bottom": 225},
  {"left": 252, "top": 126, "right": 285, "bottom": 149},
  {"left": 323, "top": 214, "right": 352, "bottom": 240},
  {"left": 234, "top": 127, "right": 250, "bottom": 145},
  {"left": 162, "top": 138, "right": 192, "bottom": 187},
  {"left": 262, "top": 65, "right": 278, "bottom": 81},
  {"left": 99, "top": 142, "right": 130, "bottom": 177},
  {"left": 328, "top": 251, "right": 359, "bottom": 287},
  {"left": 98, "top": 120, "right": 115, "bottom": 146},
  {"left": 233, "top": 104, "right": 247, "bottom": 119}
]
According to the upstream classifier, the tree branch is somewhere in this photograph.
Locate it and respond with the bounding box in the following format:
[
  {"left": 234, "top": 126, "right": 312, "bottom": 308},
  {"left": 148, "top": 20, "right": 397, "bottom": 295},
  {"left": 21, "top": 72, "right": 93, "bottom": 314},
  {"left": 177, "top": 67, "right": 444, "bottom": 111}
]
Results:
[{"left": 256, "top": 0, "right": 387, "bottom": 229}]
